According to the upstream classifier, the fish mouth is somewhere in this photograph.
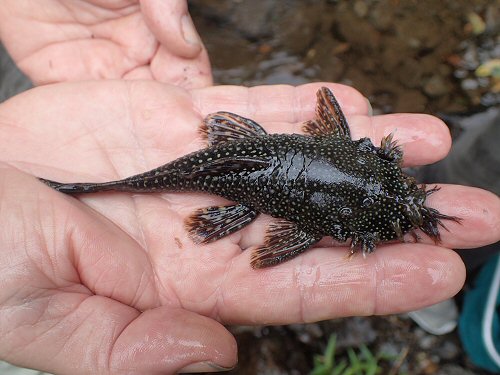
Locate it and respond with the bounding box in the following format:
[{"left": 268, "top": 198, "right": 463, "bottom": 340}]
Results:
[{"left": 403, "top": 186, "right": 461, "bottom": 243}]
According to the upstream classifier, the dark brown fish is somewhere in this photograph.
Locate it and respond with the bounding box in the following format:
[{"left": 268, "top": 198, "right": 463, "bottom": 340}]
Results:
[{"left": 40, "top": 87, "right": 459, "bottom": 268}]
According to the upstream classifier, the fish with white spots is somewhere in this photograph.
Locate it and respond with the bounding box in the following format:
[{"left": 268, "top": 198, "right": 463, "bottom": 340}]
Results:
[{"left": 40, "top": 87, "right": 459, "bottom": 268}]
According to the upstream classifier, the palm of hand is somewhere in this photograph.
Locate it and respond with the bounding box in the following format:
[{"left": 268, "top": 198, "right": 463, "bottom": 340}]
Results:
[
  {"left": 1, "top": 81, "right": 499, "bottom": 374},
  {"left": 0, "top": 0, "right": 211, "bottom": 88}
]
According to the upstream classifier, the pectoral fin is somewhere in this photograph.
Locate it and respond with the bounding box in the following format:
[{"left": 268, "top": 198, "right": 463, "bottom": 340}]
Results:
[
  {"left": 251, "top": 221, "right": 321, "bottom": 268},
  {"left": 303, "top": 87, "right": 351, "bottom": 139},
  {"left": 201, "top": 111, "right": 268, "bottom": 146},
  {"left": 185, "top": 204, "right": 258, "bottom": 243}
]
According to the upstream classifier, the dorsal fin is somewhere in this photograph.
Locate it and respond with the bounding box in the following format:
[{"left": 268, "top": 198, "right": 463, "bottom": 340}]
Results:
[
  {"left": 302, "top": 87, "right": 352, "bottom": 139},
  {"left": 201, "top": 111, "right": 268, "bottom": 146}
]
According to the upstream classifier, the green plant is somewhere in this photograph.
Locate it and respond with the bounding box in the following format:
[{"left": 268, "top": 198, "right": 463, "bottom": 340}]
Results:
[{"left": 311, "top": 334, "right": 400, "bottom": 375}]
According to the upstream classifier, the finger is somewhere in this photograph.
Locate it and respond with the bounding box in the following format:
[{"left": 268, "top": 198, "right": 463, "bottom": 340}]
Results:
[
  {"left": 422, "top": 184, "right": 500, "bottom": 248},
  {"left": 150, "top": 44, "right": 213, "bottom": 89},
  {"left": 3, "top": 294, "right": 236, "bottom": 374},
  {"left": 213, "top": 243, "right": 465, "bottom": 325},
  {"left": 19, "top": 40, "right": 128, "bottom": 84},
  {"left": 192, "top": 82, "right": 371, "bottom": 122},
  {"left": 349, "top": 113, "right": 452, "bottom": 166},
  {"left": 122, "top": 65, "right": 154, "bottom": 80},
  {"left": 140, "top": 0, "right": 203, "bottom": 58},
  {"left": 110, "top": 305, "right": 236, "bottom": 374},
  {"left": 123, "top": 51, "right": 214, "bottom": 89}
]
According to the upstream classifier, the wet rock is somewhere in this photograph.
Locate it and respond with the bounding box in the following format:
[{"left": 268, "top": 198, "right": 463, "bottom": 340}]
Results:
[
  {"left": 461, "top": 78, "right": 480, "bottom": 90},
  {"left": 416, "top": 351, "right": 440, "bottom": 374},
  {"left": 287, "top": 323, "right": 324, "bottom": 344},
  {"left": 306, "top": 30, "right": 347, "bottom": 82},
  {"left": 190, "top": 0, "right": 276, "bottom": 40},
  {"left": 395, "top": 58, "right": 424, "bottom": 88},
  {"left": 395, "top": 14, "right": 441, "bottom": 50},
  {"left": 370, "top": 2, "right": 396, "bottom": 31},
  {"left": 438, "top": 340, "right": 461, "bottom": 361},
  {"left": 436, "top": 364, "right": 478, "bottom": 375},
  {"left": 424, "top": 74, "right": 451, "bottom": 97},
  {"left": 380, "top": 38, "right": 412, "bottom": 73},
  {"left": 418, "top": 333, "right": 438, "bottom": 350},
  {"left": 395, "top": 89, "right": 428, "bottom": 113},
  {"left": 335, "top": 3, "right": 381, "bottom": 51},
  {"left": 276, "top": 2, "right": 325, "bottom": 55},
  {"left": 333, "top": 317, "right": 377, "bottom": 348},
  {"left": 353, "top": 1, "right": 369, "bottom": 18},
  {"left": 232, "top": 327, "right": 311, "bottom": 375}
]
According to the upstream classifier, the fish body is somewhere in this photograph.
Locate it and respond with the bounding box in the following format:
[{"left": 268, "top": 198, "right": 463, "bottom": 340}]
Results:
[{"left": 41, "top": 88, "right": 458, "bottom": 268}]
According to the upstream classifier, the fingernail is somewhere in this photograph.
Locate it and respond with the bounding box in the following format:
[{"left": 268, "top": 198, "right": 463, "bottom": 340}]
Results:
[
  {"left": 178, "top": 361, "right": 234, "bottom": 373},
  {"left": 181, "top": 14, "right": 201, "bottom": 46},
  {"left": 365, "top": 97, "right": 373, "bottom": 116}
]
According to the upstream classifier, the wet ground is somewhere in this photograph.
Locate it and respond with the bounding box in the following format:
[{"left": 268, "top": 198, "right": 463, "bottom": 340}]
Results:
[
  {"left": 191, "top": 0, "right": 499, "bottom": 114},
  {"left": 190, "top": 1, "right": 500, "bottom": 374}
]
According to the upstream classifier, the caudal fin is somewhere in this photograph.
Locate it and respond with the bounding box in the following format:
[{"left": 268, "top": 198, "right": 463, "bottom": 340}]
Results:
[{"left": 38, "top": 178, "right": 117, "bottom": 194}]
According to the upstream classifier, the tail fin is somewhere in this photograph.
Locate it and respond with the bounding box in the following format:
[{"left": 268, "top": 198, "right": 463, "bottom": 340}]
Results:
[{"left": 38, "top": 178, "right": 118, "bottom": 194}]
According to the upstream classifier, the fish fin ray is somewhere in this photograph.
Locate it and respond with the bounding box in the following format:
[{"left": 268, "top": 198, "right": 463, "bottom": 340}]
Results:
[
  {"left": 350, "top": 232, "right": 378, "bottom": 257},
  {"left": 419, "top": 206, "right": 461, "bottom": 244},
  {"left": 302, "top": 87, "right": 351, "bottom": 139},
  {"left": 201, "top": 111, "right": 268, "bottom": 146},
  {"left": 391, "top": 218, "right": 404, "bottom": 240},
  {"left": 185, "top": 204, "right": 258, "bottom": 244},
  {"left": 378, "top": 133, "right": 403, "bottom": 165},
  {"left": 251, "top": 221, "right": 320, "bottom": 268}
]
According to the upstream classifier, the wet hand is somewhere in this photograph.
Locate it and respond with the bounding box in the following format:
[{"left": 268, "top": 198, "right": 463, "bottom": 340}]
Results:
[
  {"left": 0, "top": 81, "right": 499, "bottom": 374},
  {"left": 0, "top": 0, "right": 211, "bottom": 88}
]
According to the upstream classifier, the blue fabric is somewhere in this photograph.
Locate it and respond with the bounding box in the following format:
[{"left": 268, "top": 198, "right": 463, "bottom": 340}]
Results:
[{"left": 459, "top": 254, "right": 500, "bottom": 373}]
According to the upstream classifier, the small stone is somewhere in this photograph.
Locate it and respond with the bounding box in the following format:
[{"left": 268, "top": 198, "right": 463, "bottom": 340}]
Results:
[
  {"left": 353, "top": 1, "right": 369, "bottom": 18},
  {"left": 419, "top": 334, "right": 437, "bottom": 350},
  {"left": 461, "top": 78, "right": 479, "bottom": 91},
  {"left": 395, "top": 90, "right": 427, "bottom": 113},
  {"left": 435, "top": 364, "right": 477, "bottom": 375},
  {"left": 424, "top": 75, "right": 450, "bottom": 97},
  {"left": 437, "top": 340, "right": 460, "bottom": 360}
]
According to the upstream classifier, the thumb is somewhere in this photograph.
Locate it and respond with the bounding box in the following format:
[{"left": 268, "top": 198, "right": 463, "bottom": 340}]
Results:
[
  {"left": 7, "top": 295, "right": 237, "bottom": 374},
  {"left": 140, "top": 0, "right": 202, "bottom": 59},
  {"left": 110, "top": 304, "right": 237, "bottom": 373}
]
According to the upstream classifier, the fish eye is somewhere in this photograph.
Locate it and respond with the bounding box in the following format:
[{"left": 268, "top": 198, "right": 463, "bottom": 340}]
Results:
[
  {"left": 362, "top": 197, "right": 374, "bottom": 207},
  {"left": 339, "top": 207, "right": 352, "bottom": 217},
  {"left": 357, "top": 137, "right": 374, "bottom": 152}
]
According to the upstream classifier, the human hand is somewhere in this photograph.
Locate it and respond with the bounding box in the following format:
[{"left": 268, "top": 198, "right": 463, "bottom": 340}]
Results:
[
  {"left": 0, "top": 81, "right": 499, "bottom": 374},
  {"left": 0, "top": 0, "right": 211, "bottom": 88}
]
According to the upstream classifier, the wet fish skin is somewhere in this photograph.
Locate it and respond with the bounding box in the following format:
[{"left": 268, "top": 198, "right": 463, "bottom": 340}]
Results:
[{"left": 40, "top": 87, "right": 459, "bottom": 268}]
